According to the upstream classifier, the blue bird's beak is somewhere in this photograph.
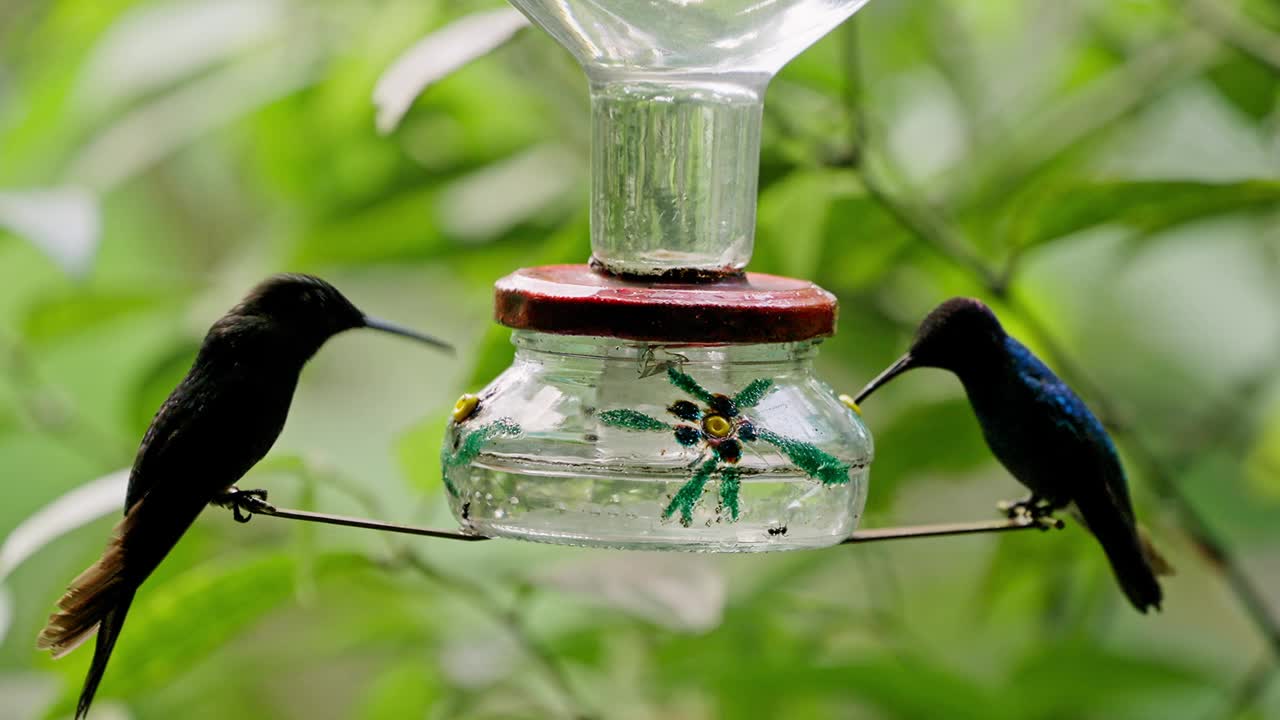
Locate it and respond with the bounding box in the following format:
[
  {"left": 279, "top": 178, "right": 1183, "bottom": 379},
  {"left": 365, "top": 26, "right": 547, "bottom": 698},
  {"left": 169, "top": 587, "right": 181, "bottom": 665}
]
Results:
[
  {"left": 854, "top": 352, "right": 916, "bottom": 405},
  {"left": 362, "top": 316, "right": 454, "bottom": 353}
]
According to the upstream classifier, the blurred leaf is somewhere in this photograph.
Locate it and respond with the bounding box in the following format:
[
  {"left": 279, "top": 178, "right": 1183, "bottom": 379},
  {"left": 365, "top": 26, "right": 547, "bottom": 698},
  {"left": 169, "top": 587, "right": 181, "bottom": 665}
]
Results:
[
  {"left": 396, "top": 411, "right": 452, "bottom": 491},
  {"left": 1009, "top": 180, "right": 1280, "bottom": 250},
  {"left": 861, "top": 398, "right": 991, "bottom": 511},
  {"left": 67, "top": 44, "right": 321, "bottom": 190},
  {"left": 466, "top": 322, "right": 516, "bottom": 391},
  {"left": 0, "top": 587, "right": 11, "bottom": 647},
  {"left": 78, "top": 0, "right": 288, "bottom": 113},
  {"left": 0, "top": 469, "right": 128, "bottom": 583},
  {"left": 291, "top": 187, "right": 448, "bottom": 267},
  {"left": 1245, "top": 408, "right": 1280, "bottom": 499},
  {"left": 47, "top": 553, "right": 374, "bottom": 716},
  {"left": 532, "top": 555, "right": 727, "bottom": 632},
  {"left": 811, "top": 656, "right": 1008, "bottom": 720},
  {"left": 755, "top": 169, "right": 845, "bottom": 279},
  {"left": 374, "top": 8, "right": 531, "bottom": 134},
  {"left": 1206, "top": 53, "right": 1279, "bottom": 122},
  {"left": 0, "top": 188, "right": 100, "bottom": 276},
  {"left": 128, "top": 341, "right": 199, "bottom": 436},
  {"left": 21, "top": 288, "right": 181, "bottom": 343},
  {"left": 437, "top": 143, "right": 582, "bottom": 242},
  {"left": 754, "top": 168, "right": 909, "bottom": 290},
  {"left": 816, "top": 193, "right": 912, "bottom": 291},
  {"left": 464, "top": 213, "right": 589, "bottom": 389},
  {"left": 356, "top": 658, "right": 440, "bottom": 720},
  {"left": 0, "top": 672, "right": 58, "bottom": 720},
  {"left": 1011, "top": 639, "right": 1212, "bottom": 712}
]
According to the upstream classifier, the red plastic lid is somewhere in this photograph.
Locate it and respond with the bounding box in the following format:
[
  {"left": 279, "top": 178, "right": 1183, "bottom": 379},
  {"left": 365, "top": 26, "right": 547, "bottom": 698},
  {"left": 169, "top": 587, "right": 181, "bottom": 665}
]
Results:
[{"left": 494, "top": 265, "right": 837, "bottom": 343}]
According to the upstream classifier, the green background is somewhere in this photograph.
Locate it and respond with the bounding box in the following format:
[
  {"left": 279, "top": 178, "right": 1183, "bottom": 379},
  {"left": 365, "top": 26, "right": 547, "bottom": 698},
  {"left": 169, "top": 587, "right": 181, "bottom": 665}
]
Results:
[{"left": 2, "top": 0, "right": 1279, "bottom": 718}]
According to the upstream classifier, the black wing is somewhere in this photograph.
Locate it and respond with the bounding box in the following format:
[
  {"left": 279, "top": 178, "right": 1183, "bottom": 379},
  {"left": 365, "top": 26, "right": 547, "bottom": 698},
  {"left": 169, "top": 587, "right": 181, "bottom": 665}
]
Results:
[{"left": 125, "top": 363, "right": 297, "bottom": 513}]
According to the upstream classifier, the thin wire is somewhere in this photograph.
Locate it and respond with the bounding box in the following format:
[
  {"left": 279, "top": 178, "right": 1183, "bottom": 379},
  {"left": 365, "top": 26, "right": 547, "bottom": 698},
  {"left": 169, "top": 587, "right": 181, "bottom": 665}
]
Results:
[{"left": 236, "top": 495, "right": 1059, "bottom": 545}]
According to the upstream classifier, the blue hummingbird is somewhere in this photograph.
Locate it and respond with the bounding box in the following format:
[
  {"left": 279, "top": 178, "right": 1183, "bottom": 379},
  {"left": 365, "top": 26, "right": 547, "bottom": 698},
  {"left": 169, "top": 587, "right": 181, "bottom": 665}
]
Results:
[{"left": 855, "top": 298, "right": 1170, "bottom": 612}]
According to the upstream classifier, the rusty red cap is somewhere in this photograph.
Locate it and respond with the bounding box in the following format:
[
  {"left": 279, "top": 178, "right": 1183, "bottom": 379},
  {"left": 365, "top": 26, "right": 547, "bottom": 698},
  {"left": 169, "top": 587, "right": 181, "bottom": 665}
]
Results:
[{"left": 494, "top": 265, "right": 837, "bottom": 343}]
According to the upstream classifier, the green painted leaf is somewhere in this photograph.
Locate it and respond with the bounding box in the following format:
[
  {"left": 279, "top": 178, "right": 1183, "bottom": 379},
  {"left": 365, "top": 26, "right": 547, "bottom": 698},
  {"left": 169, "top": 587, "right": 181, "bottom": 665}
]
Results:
[
  {"left": 667, "top": 367, "right": 714, "bottom": 404},
  {"left": 732, "top": 378, "right": 774, "bottom": 409},
  {"left": 754, "top": 427, "right": 850, "bottom": 485},
  {"left": 663, "top": 458, "right": 718, "bottom": 526},
  {"left": 444, "top": 417, "right": 520, "bottom": 470},
  {"left": 599, "top": 408, "right": 670, "bottom": 432},
  {"left": 719, "top": 466, "right": 741, "bottom": 521}
]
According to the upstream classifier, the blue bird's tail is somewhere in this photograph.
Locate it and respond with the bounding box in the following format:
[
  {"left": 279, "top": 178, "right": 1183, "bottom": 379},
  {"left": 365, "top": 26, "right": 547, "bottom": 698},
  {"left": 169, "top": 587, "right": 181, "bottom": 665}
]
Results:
[
  {"left": 1074, "top": 505, "right": 1168, "bottom": 613},
  {"left": 1102, "top": 531, "right": 1164, "bottom": 613}
]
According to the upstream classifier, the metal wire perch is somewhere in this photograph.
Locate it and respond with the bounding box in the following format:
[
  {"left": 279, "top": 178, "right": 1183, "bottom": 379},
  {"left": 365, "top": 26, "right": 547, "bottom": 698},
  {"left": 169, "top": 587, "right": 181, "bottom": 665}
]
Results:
[{"left": 225, "top": 491, "right": 1064, "bottom": 545}]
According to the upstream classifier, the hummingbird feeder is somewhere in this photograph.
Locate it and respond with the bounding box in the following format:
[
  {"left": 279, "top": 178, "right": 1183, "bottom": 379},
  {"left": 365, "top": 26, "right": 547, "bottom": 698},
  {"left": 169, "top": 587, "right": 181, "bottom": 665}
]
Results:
[
  {"left": 242, "top": 0, "right": 1060, "bottom": 547},
  {"left": 437, "top": 0, "right": 878, "bottom": 551}
]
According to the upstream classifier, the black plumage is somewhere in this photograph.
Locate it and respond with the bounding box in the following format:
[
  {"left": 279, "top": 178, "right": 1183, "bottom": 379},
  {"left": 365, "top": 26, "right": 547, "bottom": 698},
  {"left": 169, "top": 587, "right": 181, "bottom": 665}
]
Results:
[
  {"left": 37, "top": 274, "right": 450, "bottom": 718},
  {"left": 856, "top": 297, "right": 1169, "bottom": 613}
]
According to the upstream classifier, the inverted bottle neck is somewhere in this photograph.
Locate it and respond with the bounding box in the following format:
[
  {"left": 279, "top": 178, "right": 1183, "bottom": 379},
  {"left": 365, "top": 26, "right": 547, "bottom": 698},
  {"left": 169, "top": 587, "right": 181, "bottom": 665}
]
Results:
[{"left": 586, "top": 73, "right": 769, "bottom": 279}]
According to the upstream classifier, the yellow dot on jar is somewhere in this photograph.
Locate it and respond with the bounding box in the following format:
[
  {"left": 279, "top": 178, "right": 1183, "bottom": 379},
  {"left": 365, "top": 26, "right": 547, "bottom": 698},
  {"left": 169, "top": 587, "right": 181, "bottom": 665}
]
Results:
[
  {"left": 838, "top": 394, "right": 862, "bottom": 416},
  {"left": 452, "top": 393, "right": 480, "bottom": 423},
  {"left": 703, "top": 414, "right": 732, "bottom": 439}
]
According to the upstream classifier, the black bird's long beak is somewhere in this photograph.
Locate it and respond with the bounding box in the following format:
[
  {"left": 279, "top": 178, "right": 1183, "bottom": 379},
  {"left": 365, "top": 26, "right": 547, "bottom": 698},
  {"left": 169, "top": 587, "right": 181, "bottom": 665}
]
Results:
[
  {"left": 854, "top": 353, "right": 916, "bottom": 405},
  {"left": 362, "top": 316, "right": 453, "bottom": 353}
]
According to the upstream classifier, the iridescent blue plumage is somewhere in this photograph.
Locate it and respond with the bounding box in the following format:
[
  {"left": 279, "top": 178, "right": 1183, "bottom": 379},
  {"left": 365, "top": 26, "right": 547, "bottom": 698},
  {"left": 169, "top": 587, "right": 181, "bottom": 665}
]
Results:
[{"left": 856, "top": 298, "right": 1165, "bottom": 613}]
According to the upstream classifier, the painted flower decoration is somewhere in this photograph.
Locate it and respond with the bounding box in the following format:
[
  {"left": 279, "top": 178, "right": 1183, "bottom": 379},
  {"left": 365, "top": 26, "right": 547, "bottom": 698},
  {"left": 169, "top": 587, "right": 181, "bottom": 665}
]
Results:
[{"left": 600, "top": 368, "right": 851, "bottom": 527}]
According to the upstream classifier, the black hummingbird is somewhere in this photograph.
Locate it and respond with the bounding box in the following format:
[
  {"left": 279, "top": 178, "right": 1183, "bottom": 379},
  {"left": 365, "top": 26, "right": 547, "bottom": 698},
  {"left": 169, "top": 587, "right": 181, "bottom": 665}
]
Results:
[
  {"left": 36, "top": 273, "right": 451, "bottom": 718},
  {"left": 855, "top": 297, "right": 1170, "bottom": 613}
]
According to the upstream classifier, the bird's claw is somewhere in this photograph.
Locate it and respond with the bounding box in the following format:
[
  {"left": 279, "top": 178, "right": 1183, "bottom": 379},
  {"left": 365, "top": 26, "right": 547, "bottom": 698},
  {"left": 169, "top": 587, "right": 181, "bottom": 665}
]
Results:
[
  {"left": 1035, "top": 515, "right": 1066, "bottom": 531},
  {"left": 997, "top": 497, "right": 1062, "bottom": 530},
  {"left": 217, "top": 488, "right": 274, "bottom": 523}
]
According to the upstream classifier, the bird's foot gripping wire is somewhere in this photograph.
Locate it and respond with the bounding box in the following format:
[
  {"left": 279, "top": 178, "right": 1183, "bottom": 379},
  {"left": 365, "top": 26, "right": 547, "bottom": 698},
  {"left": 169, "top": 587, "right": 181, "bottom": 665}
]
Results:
[
  {"left": 997, "top": 497, "right": 1065, "bottom": 531},
  {"left": 215, "top": 488, "right": 275, "bottom": 523}
]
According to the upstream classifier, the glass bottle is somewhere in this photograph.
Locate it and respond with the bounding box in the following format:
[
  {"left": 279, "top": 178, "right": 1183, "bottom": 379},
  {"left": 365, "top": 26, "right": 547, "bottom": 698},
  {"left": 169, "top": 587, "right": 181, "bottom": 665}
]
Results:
[{"left": 442, "top": 331, "right": 871, "bottom": 551}]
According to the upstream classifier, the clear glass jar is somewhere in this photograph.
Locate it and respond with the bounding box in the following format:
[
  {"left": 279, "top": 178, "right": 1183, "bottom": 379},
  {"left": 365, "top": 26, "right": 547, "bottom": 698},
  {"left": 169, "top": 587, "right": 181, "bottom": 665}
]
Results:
[{"left": 441, "top": 331, "right": 872, "bottom": 551}]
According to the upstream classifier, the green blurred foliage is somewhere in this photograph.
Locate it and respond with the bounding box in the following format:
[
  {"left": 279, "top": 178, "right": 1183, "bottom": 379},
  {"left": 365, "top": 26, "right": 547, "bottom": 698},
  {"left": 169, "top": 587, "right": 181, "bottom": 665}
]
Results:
[{"left": 2, "top": 1, "right": 1280, "bottom": 719}]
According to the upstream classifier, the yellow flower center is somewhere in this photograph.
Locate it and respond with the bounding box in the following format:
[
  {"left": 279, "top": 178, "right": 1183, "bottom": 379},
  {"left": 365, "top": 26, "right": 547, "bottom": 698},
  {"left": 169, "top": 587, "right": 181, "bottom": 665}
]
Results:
[
  {"left": 703, "top": 414, "right": 732, "bottom": 439},
  {"left": 838, "top": 394, "right": 862, "bottom": 416},
  {"left": 452, "top": 393, "right": 480, "bottom": 423}
]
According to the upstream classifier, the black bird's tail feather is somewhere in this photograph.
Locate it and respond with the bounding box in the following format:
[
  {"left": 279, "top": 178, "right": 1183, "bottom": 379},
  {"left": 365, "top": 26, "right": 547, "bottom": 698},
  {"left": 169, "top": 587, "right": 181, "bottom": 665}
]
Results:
[
  {"left": 36, "top": 511, "right": 139, "bottom": 718},
  {"left": 76, "top": 588, "right": 135, "bottom": 719},
  {"left": 38, "top": 491, "right": 206, "bottom": 718}
]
